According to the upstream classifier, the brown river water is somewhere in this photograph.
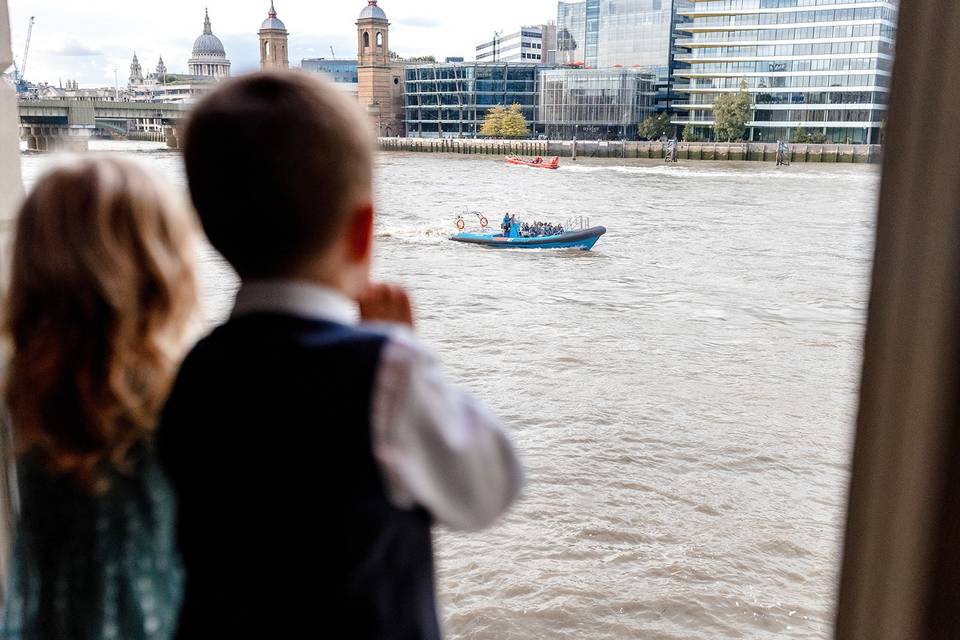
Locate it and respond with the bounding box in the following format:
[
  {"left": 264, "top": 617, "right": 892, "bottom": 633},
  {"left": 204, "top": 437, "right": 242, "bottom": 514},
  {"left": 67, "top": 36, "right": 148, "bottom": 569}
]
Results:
[{"left": 21, "top": 141, "right": 880, "bottom": 639}]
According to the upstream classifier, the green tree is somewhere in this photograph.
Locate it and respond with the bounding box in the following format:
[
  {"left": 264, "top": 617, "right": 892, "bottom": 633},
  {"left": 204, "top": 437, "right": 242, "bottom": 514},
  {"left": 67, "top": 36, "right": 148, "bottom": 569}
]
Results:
[
  {"left": 389, "top": 52, "right": 437, "bottom": 63},
  {"left": 480, "top": 104, "right": 529, "bottom": 138},
  {"left": 638, "top": 112, "right": 673, "bottom": 140},
  {"left": 793, "top": 127, "right": 827, "bottom": 144},
  {"left": 682, "top": 123, "right": 702, "bottom": 142},
  {"left": 713, "top": 80, "right": 752, "bottom": 142}
]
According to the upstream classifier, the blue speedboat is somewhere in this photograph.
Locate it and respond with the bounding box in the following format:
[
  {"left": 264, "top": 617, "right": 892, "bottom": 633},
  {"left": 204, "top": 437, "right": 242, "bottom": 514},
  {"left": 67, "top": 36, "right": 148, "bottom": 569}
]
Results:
[{"left": 450, "top": 225, "right": 607, "bottom": 251}]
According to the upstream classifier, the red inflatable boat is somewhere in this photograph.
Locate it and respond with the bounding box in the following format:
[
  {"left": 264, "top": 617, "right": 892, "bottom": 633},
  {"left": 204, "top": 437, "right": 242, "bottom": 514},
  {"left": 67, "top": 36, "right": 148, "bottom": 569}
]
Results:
[{"left": 506, "top": 155, "right": 560, "bottom": 170}]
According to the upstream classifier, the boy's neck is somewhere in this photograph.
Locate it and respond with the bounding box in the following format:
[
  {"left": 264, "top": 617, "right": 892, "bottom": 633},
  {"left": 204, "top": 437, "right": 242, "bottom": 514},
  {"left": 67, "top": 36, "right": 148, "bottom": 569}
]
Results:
[
  {"left": 244, "top": 234, "right": 369, "bottom": 302},
  {"left": 261, "top": 261, "right": 364, "bottom": 302}
]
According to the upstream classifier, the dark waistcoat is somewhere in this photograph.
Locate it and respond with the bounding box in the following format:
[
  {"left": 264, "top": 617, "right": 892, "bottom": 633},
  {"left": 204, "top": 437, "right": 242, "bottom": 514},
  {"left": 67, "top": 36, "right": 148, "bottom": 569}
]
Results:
[{"left": 158, "top": 314, "right": 440, "bottom": 639}]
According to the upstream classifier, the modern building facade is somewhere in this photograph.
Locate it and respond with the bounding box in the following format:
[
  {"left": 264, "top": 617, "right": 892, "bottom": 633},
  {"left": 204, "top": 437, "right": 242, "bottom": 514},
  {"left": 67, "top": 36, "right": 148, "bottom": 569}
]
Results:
[
  {"left": 476, "top": 25, "right": 555, "bottom": 63},
  {"left": 558, "top": 0, "right": 691, "bottom": 69},
  {"left": 302, "top": 58, "right": 359, "bottom": 100},
  {"left": 404, "top": 62, "right": 655, "bottom": 140},
  {"left": 539, "top": 67, "right": 656, "bottom": 139},
  {"left": 356, "top": 1, "right": 405, "bottom": 136},
  {"left": 258, "top": 1, "right": 289, "bottom": 71},
  {"left": 673, "top": 0, "right": 898, "bottom": 143},
  {"left": 404, "top": 62, "right": 543, "bottom": 138},
  {"left": 542, "top": 22, "right": 559, "bottom": 65},
  {"left": 557, "top": 1, "right": 588, "bottom": 66},
  {"left": 557, "top": 0, "right": 693, "bottom": 113},
  {"left": 302, "top": 59, "right": 359, "bottom": 84},
  {"left": 188, "top": 9, "right": 231, "bottom": 80}
]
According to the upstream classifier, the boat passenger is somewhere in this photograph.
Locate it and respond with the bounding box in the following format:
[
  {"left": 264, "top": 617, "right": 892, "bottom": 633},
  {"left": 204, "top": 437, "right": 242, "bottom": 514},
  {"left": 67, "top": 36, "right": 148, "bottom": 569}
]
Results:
[
  {"left": 501, "top": 213, "right": 511, "bottom": 234},
  {"left": 533, "top": 156, "right": 543, "bottom": 164},
  {"left": 509, "top": 215, "right": 521, "bottom": 237}
]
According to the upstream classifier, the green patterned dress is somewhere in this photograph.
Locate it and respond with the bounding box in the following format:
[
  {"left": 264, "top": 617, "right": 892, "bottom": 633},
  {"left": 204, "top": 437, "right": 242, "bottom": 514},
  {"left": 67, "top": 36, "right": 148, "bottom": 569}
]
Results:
[{"left": 0, "top": 452, "right": 183, "bottom": 640}]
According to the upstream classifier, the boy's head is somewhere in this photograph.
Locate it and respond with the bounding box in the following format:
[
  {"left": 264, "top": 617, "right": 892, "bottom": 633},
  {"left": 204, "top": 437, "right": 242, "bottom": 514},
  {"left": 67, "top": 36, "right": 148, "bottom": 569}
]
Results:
[{"left": 183, "top": 72, "right": 375, "bottom": 285}]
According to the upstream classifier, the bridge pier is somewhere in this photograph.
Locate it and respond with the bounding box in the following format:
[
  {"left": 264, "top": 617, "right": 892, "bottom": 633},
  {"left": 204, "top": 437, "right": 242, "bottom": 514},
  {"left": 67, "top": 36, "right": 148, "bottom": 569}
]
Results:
[
  {"left": 164, "top": 125, "right": 181, "bottom": 150},
  {"left": 19, "top": 124, "right": 93, "bottom": 152}
]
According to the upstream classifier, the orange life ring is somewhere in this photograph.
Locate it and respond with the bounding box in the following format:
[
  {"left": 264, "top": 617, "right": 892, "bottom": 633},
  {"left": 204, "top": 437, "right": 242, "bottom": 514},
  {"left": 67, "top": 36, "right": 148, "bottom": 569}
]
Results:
[{"left": 456, "top": 218, "right": 465, "bottom": 230}]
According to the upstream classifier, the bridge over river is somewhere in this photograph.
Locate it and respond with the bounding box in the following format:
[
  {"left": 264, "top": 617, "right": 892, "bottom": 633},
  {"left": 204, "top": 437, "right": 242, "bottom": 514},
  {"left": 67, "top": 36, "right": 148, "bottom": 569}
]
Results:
[{"left": 17, "top": 99, "right": 189, "bottom": 151}]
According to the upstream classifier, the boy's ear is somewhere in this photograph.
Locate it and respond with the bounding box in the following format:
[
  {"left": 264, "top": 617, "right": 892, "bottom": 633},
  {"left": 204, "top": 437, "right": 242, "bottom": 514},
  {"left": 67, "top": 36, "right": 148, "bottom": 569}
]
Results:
[{"left": 347, "top": 202, "right": 375, "bottom": 263}]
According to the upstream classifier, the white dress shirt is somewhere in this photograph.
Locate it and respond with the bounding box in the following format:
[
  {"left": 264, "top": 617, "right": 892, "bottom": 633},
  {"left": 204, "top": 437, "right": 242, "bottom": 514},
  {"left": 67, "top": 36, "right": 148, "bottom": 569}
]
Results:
[{"left": 232, "top": 280, "right": 524, "bottom": 531}]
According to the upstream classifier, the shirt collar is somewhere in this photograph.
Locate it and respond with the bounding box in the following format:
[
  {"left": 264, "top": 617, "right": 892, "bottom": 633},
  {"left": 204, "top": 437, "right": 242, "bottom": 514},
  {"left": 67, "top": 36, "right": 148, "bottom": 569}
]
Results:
[{"left": 231, "top": 280, "right": 358, "bottom": 325}]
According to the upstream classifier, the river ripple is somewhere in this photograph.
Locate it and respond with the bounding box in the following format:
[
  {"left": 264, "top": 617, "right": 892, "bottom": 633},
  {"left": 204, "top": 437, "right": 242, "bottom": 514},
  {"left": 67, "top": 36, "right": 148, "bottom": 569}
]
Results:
[{"left": 20, "top": 143, "right": 879, "bottom": 639}]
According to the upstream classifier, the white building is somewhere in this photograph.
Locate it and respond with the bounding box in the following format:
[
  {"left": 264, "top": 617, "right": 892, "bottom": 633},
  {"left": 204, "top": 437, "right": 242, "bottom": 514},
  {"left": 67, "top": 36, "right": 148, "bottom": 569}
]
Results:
[
  {"left": 476, "top": 25, "right": 556, "bottom": 63},
  {"left": 673, "top": 0, "right": 898, "bottom": 144}
]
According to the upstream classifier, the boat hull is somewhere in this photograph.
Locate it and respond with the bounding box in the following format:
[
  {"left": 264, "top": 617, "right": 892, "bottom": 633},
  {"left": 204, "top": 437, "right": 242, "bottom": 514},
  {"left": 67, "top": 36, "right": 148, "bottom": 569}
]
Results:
[
  {"left": 506, "top": 157, "right": 559, "bottom": 170},
  {"left": 449, "top": 226, "right": 607, "bottom": 251}
]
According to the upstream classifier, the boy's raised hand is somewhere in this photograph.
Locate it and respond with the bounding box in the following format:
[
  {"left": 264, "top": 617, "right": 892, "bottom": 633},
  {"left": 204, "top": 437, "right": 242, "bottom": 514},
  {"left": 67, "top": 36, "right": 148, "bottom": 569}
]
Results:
[{"left": 359, "top": 282, "right": 415, "bottom": 329}]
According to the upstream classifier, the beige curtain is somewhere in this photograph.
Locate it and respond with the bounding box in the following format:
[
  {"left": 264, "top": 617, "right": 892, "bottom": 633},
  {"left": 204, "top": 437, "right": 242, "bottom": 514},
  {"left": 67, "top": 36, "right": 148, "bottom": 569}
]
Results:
[
  {"left": 836, "top": 0, "right": 960, "bottom": 638},
  {"left": 0, "top": 0, "right": 19, "bottom": 222},
  {"left": 0, "top": 0, "right": 20, "bottom": 601}
]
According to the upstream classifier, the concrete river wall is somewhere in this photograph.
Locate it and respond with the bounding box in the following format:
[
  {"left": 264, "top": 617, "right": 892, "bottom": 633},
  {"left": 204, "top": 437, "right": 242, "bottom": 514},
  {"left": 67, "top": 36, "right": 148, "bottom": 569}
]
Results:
[{"left": 378, "top": 137, "right": 883, "bottom": 164}]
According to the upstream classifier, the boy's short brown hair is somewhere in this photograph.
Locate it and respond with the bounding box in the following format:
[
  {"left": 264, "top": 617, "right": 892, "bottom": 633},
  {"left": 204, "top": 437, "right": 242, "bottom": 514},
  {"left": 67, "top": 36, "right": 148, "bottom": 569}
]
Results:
[{"left": 183, "top": 72, "right": 374, "bottom": 278}]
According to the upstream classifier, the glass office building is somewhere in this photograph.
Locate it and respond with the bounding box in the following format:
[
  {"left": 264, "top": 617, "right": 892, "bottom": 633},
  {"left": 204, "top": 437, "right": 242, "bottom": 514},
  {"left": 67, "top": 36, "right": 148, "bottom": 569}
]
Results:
[
  {"left": 301, "top": 58, "right": 358, "bottom": 84},
  {"left": 673, "top": 0, "right": 898, "bottom": 143},
  {"left": 539, "top": 68, "right": 656, "bottom": 139},
  {"left": 404, "top": 62, "right": 542, "bottom": 138},
  {"left": 557, "top": 0, "right": 693, "bottom": 112},
  {"left": 558, "top": 1, "right": 588, "bottom": 66}
]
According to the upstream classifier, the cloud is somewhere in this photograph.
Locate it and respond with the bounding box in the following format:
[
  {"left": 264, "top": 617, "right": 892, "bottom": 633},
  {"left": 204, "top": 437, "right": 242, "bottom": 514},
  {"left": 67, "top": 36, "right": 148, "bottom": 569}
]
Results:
[
  {"left": 396, "top": 16, "right": 442, "bottom": 28},
  {"left": 219, "top": 34, "right": 260, "bottom": 74},
  {"left": 289, "top": 34, "right": 356, "bottom": 63},
  {"left": 55, "top": 39, "right": 102, "bottom": 57},
  {"left": 8, "top": 0, "right": 560, "bottom": 86}
]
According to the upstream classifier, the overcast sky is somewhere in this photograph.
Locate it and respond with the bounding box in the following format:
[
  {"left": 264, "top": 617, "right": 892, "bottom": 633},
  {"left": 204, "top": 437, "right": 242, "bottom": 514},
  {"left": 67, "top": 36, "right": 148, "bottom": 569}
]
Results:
[{"left": 7, "top": 0, "right": 560, "bottom": 87}]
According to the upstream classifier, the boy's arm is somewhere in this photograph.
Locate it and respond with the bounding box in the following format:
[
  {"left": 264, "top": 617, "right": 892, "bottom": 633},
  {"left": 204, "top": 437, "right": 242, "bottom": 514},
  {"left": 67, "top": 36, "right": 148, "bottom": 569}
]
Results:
[{"left": 370, "top": 328, "right": 524, "bottom": 531}]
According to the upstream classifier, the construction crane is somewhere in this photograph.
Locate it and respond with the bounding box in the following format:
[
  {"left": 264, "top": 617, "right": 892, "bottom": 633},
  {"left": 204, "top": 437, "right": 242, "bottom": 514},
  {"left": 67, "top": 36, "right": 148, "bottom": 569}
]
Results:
[
  {"left": 21, "top": 16, "right": 35, "bottom": 80},
  {"left": 330, "top": 46, "right": 336, "bottom": 59},
  {"left": 13, "top": 16, "right": 35, "bottom": 94}
]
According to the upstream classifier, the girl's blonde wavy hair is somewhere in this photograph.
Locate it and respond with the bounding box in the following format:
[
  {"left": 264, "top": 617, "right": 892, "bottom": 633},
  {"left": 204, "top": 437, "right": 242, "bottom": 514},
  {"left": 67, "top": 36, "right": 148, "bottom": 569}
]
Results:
[{"left": 3, "top": 157, "right": 198, "bottom": 491}]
